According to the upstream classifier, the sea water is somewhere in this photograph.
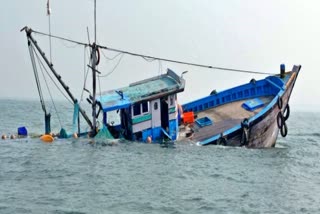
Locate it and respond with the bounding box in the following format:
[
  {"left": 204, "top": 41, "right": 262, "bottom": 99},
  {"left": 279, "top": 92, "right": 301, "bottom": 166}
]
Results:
[{"left": 0, "top": 99, "right": 320, "bottom": 213}]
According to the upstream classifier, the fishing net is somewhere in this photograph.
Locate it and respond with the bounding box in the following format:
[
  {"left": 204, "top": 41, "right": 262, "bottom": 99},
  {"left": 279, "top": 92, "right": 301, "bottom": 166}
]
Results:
[
  {"left": 95, "top": 125, "right": 114, "bottom": 139},
  {"left": 59, "top": 128, "right": 69, "bottom": 138},
  {"left": 57, "top": 103, "right": 78, "bottom": 139}
]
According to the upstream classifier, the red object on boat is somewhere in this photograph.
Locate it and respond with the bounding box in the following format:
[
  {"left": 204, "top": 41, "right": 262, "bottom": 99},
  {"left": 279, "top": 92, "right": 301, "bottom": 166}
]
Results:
[{"left": 183, "top": 112, "right": 195, "bottom": 124}]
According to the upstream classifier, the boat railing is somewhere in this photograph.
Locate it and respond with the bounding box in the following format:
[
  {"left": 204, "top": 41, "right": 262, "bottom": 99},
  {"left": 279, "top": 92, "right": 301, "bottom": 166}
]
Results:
[{"left": 182, "top": 77, "right": 283, "bottom": 114}]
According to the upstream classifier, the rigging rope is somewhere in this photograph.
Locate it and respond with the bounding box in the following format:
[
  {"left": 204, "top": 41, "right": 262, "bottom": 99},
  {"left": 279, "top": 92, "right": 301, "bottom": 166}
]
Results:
[
  {"left": 81, "top": 46, "right": 91, "bottom": 102},
  {"left": 98, "top": 53, "right": 125, "bottom": 78},
  {"left": 32, "top": 43, "right": 73, "bottom": 105},
  {"left": 30, "top": 29, "right": 276, "bottom": 75},
  {"left": 29, "top": 43, "right": 46, "bottom": 113},
  {"left": 101, "top": 49, "right": 123, "bottom": 61},
  {"left": 34, "top": 46, "right": 63, "bottom": 127},
  {"left": 31, "top": 29, "right": 88, "bottom": 46},
  {"left": 99, "top": 45, "right": 274, "bottom": 75}
]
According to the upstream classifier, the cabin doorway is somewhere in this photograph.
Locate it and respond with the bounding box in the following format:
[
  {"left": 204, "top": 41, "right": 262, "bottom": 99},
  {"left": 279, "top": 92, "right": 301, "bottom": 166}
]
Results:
[
  {"left": 120, "top": 108, "right": 131, "bottom": 139},
  {"left": 151, "top": 99, "right": 161, "bottom": 129},
  {"left": 161, "top": 97, "right": 169, "bottom": 131}
]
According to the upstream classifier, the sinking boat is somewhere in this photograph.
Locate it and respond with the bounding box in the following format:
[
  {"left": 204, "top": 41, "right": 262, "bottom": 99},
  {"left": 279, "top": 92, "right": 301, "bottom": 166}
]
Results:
[
  {"left": 21, "top": 2, "right": 301, "bottom": 148},
  {"left": 180, "top": 65, "right": 301, "bottom": 147},
  {"left": 95, "top": 64, "right": 301, "bottom": 148}
]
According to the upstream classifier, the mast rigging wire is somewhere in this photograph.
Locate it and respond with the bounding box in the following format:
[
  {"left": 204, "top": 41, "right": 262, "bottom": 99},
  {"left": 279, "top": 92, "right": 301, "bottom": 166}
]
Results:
[
  {"left": 31, "top": 29, "right": 88, "bottom": 46},
  {"left": 98, "top": 53, "right": 124, "bottom": 78},
  {"left": 99, "top": 45, "right": 274, "bottom": 75},
  {"left": 30, "top": 29, "right": 276, "bottom": 75},
  {"left": 31, "top": 42, "right": 74, "bottom": 105},
  {"left": 34, "top": 46, "right": 63, "bottom": 128},
  {"left": 100, "top": 49, "right": 123, "bottom": 61},
  {"left": 28, "top": 43, "right": 46, "bottom": 113},
  {"left": 81, "top": 46, "right": 91, "bottom": 102}
]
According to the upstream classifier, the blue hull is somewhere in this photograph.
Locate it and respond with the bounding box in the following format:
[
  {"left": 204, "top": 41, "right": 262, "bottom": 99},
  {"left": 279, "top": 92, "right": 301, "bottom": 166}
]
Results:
[{"left": 181, "top": 65, "right": 301, "bottom": 148}]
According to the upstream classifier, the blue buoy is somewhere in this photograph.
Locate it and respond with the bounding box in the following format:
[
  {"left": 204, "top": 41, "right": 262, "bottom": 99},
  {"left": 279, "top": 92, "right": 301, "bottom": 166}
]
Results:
[{"left": 18, "top": 126, "right": 28, "bottom": 136}]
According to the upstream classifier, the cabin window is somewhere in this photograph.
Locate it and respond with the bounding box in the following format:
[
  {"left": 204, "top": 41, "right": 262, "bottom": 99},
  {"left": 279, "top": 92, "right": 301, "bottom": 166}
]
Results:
[
  {"left": 154, "top": 102, "right": 158, "bottom": 110},
  {"left": 142, "top": 101, "right": 149, "bottom": 113},
  {"left": 133, "top": 104, "right": 141, "bottom": 116}
]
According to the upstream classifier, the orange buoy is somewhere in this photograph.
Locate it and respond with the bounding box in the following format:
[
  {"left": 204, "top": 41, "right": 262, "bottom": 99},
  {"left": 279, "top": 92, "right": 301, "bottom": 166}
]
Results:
[{"left": 40, "top": 134, "right": 54, "bottom": 143}]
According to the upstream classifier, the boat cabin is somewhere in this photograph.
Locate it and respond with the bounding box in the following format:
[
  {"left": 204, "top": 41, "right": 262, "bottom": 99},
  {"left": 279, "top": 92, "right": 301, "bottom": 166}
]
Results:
[{"left": 96, "top": 69, "right": 185, "bottom": 142}]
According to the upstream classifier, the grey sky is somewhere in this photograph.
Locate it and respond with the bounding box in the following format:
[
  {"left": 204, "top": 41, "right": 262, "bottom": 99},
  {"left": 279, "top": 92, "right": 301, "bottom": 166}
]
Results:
[{"left": 1, "top": 0, "right": 319, "bottom": 111}]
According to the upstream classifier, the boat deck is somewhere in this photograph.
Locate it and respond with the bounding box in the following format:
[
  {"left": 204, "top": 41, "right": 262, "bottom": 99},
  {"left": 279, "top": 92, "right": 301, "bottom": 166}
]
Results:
[{"left": 179, "top": 96, "right": 274, "bottom": 142}]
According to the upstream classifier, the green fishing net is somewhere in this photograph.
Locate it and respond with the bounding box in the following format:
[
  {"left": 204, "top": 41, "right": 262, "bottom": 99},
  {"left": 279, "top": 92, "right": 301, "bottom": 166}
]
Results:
[{"left": 95, "top": 125, "right": 114, "bottom": 139}]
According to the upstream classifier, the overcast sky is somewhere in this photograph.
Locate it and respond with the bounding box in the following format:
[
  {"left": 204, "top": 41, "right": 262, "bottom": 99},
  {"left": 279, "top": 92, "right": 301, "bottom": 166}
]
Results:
[{"left": 1, "top": 0, "right": 319, "bottom": 111}]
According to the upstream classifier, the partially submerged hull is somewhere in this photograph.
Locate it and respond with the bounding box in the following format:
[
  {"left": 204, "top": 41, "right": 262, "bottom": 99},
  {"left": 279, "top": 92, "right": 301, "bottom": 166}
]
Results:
[
  {"left": 23, "top": 26, "right": 301, "bottom": 147},
  {"left": 179, "top": 65, "right": 301, "bottom": 148}
]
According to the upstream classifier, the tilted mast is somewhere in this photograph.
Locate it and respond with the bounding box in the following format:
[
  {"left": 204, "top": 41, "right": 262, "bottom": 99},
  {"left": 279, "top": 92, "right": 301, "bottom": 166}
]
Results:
[
  {"left": 23, "top": 27, "right": 94, "bottom": 131},
  {"left": 22, "top": 0, "right": 100, "bottom": 136}
]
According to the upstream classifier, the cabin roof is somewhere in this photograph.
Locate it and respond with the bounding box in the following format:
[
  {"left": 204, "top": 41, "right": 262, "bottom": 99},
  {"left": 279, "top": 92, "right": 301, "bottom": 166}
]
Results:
[{"left": 96, "top": 69, "right": 185, "bottom": 112}]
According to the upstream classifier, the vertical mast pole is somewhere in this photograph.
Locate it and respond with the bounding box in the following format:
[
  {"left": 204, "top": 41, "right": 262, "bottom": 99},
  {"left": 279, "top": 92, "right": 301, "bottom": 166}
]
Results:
[
  {"left": 91, "top": 0, "right": 97, "bottom": 136},
  {"left": 47, "top": 0, "right": 52, "bottom": 63},
  {"left": 94, "top": 0, "right": 97, "bottom": 43}
]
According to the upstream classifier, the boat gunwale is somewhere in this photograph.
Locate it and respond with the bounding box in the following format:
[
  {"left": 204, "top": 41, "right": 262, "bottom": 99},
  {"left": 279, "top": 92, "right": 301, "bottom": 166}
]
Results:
[{"left": 191, "top": 69, "right": 300, "bottom": 146}]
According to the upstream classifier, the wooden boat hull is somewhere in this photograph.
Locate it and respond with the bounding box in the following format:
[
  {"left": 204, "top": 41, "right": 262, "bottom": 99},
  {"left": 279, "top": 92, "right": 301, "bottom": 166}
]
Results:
[
  {"left": 246, "top": 70, "right": 298, "bottom": 148},
  {"left": 24, "top": 26, "right": 300, "bottom": 147},
  {"left": 226, "top": 79, "right": 294, "bottom": 148},
  {"left": 181, "top": 65, "right": 301, "bottom": 148}
]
